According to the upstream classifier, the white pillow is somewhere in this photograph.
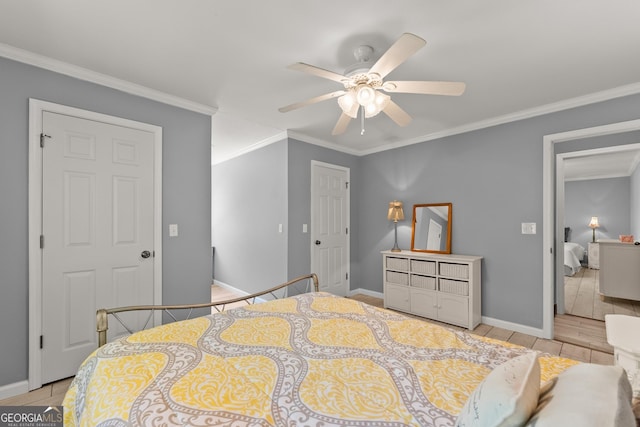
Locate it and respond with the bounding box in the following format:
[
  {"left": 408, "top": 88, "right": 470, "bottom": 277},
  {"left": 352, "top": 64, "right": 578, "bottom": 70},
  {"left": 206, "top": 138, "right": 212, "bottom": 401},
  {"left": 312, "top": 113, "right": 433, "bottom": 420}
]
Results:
[
  {"left": 524, "top": 364, "right": 635, "bottom": 427},
  {"left": 455, "top": 352, "right": 540, "bottom": 427}
]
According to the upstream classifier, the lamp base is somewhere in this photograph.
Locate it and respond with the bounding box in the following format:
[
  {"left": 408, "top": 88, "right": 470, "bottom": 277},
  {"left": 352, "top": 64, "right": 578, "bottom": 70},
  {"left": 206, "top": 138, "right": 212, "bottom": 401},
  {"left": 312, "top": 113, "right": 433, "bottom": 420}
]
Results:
[{"left": 390, "top": 221, "right": 401, "bottom": 252}]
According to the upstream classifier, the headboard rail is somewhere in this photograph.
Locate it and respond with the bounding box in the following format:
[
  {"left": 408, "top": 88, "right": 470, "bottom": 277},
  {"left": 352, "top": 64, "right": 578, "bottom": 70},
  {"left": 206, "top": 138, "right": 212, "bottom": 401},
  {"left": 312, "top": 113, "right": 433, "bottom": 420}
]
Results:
[{"left": 97, "top": 273, "right": 319, "bottom": 347}]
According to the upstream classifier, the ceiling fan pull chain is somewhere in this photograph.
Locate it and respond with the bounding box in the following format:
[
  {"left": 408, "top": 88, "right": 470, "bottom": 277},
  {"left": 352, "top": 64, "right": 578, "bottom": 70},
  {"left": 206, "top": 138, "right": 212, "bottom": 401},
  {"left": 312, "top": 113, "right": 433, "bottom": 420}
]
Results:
[{"left": 360, "top": 106, "right": 365, "bottom": 135}]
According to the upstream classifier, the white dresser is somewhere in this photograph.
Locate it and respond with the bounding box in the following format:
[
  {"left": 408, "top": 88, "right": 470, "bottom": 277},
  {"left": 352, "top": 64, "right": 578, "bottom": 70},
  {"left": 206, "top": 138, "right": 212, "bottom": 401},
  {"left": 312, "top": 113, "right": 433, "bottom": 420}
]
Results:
[{"left": 382, "top": 250, "right": 482, "bottom": 329}]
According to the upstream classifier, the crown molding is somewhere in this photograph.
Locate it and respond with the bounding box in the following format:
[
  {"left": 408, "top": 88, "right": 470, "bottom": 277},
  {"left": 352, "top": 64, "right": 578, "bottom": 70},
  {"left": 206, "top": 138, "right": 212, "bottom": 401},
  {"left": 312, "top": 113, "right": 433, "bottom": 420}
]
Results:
[
  {"left": 359, "top": 82, "right": 640, "bottom": 156},
  {"left": 286, "top": 131, "right": 361, "bottom": 156},
  {"left": 0, "top": 42, "right": 218, "bottom": 116}
]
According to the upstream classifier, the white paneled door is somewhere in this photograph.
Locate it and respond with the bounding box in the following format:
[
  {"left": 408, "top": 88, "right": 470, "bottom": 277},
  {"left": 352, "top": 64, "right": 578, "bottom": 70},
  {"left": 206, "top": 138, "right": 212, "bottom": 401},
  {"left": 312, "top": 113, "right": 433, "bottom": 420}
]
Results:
[
  {"left": 41, "top": 111, "right": 156, "bottom": 383},
  {"left": 311, "top": 161, "right": 349, "bottom": 296}
]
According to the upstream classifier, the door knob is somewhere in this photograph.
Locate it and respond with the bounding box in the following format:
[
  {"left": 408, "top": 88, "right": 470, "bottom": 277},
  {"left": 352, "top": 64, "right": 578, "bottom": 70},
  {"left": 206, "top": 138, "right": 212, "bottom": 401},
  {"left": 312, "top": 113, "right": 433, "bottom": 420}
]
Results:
[
  {"left": 315, "top": 240, "right": 321, "bottom": 245},
  {"left": 141, "top": 250, "right": 151, "bottom": 259}
]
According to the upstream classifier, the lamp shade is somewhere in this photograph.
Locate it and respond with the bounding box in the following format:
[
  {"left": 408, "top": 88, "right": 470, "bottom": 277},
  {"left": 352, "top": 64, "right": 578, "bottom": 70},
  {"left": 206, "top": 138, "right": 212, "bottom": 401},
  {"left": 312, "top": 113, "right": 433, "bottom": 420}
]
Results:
[
  {"left": 337, "top": 90, "right": 358, "bottom": 118},
  {"left": 387, "top": 200, "right": 404, "bottom": 222},
  {"left": 589, "top": 217, "right": 599, "bottom": 229}
]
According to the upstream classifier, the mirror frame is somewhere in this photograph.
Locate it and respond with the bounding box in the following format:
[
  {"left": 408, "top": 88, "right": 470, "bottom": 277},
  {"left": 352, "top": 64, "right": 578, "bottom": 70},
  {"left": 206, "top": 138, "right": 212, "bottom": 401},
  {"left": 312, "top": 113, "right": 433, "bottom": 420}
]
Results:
[{"left": 410, "top": 203, "right": 452, "bottom": 254}]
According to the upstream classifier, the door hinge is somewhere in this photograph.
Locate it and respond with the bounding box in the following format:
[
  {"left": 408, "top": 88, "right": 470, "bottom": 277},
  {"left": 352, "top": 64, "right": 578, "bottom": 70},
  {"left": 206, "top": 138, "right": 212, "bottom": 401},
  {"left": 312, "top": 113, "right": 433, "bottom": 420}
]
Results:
[
  {"left": 346, "top": 227, "right": 349, "bottom": 235},
  {"left": 152, "top": 250, "right": 156, "bottom": 257},
  {"left": 40, "top": 335, "right": 43, "bottom": 349},
  {"left": 345, "top": 272, "right": 349, "bottom": 280},
  {"left": 345, "top": 182, "right": 349, "bottom": 189},
  {"left": 40, "top": 133, "right": 51, "bottom": 148},
  {"left": 40, "top": 235, "right": 44, "bottom": 249},
  {"left": 550, "top": 247, "right": 553, "bottom": 254}
]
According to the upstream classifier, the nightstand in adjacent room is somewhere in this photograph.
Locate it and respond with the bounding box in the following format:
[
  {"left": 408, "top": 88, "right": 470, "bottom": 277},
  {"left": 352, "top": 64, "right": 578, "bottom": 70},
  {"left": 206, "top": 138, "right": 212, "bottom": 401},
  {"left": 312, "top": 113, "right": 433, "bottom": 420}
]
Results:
[{"left": 588, "top": 242, "right": 599, "bottom": 269}]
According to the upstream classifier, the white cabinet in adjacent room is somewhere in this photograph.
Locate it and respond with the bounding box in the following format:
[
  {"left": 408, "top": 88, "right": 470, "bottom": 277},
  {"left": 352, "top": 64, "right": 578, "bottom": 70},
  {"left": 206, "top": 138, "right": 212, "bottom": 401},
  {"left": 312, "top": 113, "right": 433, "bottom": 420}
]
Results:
[
  {"left": 382, "top": 250, "right": 483, "bottom": 329},
  {"left": 588, "top": 242, "right": 600, "bottom": 269}
]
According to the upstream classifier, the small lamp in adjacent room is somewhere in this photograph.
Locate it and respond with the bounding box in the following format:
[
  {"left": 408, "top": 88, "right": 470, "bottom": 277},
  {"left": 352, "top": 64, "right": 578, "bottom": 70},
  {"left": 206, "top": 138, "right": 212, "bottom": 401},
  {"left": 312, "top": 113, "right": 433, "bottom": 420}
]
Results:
[
  {"left": 387, "top": 200, "right": 405, "bottom": 252},
  {"left": 588, "top": 216, "right": 599, "bottom": 242}
]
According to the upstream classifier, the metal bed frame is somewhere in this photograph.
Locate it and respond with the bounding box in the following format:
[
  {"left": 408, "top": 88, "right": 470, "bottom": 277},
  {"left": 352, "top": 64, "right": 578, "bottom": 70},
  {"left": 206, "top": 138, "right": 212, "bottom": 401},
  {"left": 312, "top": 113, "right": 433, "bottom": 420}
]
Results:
[{"left": 97, "top": 273, "right": 319, "bottom": 347}]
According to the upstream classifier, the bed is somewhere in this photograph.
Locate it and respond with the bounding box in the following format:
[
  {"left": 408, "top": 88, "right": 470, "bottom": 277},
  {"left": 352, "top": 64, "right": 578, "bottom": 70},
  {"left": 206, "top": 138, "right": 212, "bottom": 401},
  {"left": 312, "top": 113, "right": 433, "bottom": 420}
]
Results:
[
  {"left": 564, "top": 242, "right": 585, "bottom": 276},
  {"left": 63, "top": 274, "right": 636, "bottom": 427}
]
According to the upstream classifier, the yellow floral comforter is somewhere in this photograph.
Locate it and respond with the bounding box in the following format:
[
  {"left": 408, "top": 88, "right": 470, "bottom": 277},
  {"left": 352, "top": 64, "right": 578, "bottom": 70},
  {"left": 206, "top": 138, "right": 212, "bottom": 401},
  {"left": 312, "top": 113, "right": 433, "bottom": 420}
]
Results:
[{"left": 63, "top": 292, "right": 577, "bottom": 426}]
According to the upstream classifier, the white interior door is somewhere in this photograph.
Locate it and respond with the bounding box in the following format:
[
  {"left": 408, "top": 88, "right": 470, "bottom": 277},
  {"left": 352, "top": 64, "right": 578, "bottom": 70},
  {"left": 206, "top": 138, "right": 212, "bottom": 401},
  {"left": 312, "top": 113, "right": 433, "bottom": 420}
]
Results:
[
  {"left": 426, "top": 219, "right": 442, "bottom": 251},
  {"left": 311, "top": 161, "right": 349, "bottom": 296},
  {"left": 41, "top": 111, "right": 156, "bottom": 383}
]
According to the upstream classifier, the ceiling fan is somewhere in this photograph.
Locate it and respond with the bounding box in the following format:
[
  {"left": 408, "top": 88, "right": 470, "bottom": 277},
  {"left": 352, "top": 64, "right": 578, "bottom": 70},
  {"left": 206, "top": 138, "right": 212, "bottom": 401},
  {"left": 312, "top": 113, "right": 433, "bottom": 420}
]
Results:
[{"left": 279, "top": 33, "right": 466, "bottom": 136}]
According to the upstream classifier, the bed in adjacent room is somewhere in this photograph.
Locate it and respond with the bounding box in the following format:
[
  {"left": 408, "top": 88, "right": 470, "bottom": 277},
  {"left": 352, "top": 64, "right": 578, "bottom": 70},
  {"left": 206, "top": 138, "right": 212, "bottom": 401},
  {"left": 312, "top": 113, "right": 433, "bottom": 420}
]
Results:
[
  {"left": 63, "top": 275, "right": 636, "bottom": 427},
  {"left": 564, "top": 242, "right": 585, "bottom": 276}
]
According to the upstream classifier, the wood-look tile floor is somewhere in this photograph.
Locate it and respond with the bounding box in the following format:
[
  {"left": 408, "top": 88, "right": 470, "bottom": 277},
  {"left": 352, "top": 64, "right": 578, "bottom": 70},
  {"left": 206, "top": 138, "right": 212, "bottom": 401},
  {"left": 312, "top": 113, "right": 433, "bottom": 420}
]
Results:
[
  {"left": 1, "top": 285, "right": 616, "bottom": 407},
  {"left": 564, "top": 266, "right": 640, "bottom": 320}
]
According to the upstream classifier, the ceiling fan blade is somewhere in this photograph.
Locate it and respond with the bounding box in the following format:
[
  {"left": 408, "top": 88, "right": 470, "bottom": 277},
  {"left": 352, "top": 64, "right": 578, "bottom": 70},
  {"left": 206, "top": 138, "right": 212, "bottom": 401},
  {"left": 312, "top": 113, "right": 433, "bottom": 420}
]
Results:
[
  {"left": 287, "top": 62, "right": 347, "bottom": 83},
  {"left": 383, "top": 81, "right": 466, "bottom": 96},
  {"left": 382, "top": 100, "right": 412, "bottom": 127},
  {"left": 332, "top": 113, "right": 353, "bottom": 135},
  {"left": 279, "top": 90, "right": 346, "bottom": 113},
  {"left": 368, "top": 33, "right": 426, "bottom": 79}
]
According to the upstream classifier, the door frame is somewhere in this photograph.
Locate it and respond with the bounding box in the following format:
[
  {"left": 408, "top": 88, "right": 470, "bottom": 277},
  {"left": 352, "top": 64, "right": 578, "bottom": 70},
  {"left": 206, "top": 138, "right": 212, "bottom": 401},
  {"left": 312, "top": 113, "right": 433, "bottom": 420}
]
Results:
[
  {"left": 28, "top": 99, "right": 163, "bottom": 389},
  {"left": 310, "top": 160, "right": 350, "bottom": 296},
  {"left": 542, "top": 117, "right": 640, "bottom": 339}
]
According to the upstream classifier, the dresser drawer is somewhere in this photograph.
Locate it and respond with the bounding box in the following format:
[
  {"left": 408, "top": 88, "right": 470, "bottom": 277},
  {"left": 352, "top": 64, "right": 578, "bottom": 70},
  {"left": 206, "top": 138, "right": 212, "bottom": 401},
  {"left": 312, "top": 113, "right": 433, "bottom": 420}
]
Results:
[
  {"left": 386, "top": 257, "right": 409, "bottom": 271},
  {"left": 439, "top": 278, "right": 469, "bottom": 296},
  {"left": 410, "top": 274, "right": 436, "bottom": 290},
  {"left": 411, "top": 259, "right": 436, "bottom": 275},
  {"left": 386, "top": 270, "right": 409, "bottom": 286},
  {"left": 440, "top": 262, "right": 469, "bottom": 279}
]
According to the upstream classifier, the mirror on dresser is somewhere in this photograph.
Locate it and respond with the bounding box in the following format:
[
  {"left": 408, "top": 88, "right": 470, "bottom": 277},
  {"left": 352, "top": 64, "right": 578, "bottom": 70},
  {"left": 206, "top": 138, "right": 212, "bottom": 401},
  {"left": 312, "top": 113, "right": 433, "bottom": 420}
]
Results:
[{"left": 410, "top": 203, "right": 452, "bottom": 254}]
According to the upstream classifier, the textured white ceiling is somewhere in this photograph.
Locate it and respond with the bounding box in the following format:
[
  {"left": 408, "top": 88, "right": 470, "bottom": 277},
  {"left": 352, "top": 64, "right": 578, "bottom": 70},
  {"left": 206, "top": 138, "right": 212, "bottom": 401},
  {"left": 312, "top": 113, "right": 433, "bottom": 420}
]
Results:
[
  {"left": 564, "top": 148, "right": 640, "bottom": 181},
  {"left": 1, "top": 0, "right": 640, "bottom": 165}
]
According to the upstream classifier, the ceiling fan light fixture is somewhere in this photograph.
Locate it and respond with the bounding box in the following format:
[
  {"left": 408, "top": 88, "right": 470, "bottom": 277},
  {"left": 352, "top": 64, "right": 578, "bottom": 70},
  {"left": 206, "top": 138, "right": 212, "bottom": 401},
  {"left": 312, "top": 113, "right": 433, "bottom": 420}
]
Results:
[
  {"left": 337, "top": 91, "right": 358, "bottom": 118},
  {"left": 280, "top": 33, "right": 465, "bottom": 135},
  {"left": 364, "top": 92, "right": 390, "bottom": 118},
  {"left": 355, "top": 84, "right": 376, "bottom": 106}
]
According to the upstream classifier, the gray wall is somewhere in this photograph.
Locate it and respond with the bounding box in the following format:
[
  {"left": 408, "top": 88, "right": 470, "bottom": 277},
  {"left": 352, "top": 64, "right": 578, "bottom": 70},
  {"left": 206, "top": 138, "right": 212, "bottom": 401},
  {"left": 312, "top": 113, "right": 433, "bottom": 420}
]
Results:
[
  {"left": 358, "top": 93, "right": 640, "bottom": 329},
  {"left": 211, "top": 139, "right": 359, "bottom": 292},
  {"left": 0, "top": 56, "right": 212, "bottom": 388},
  {"left": 212, "top": 140, "right": 289, "bottom": 293},
  {"left": 565, "top": 177, "right": 631, "bottom": 253},
  {"left": 358, "top": 122, "right": 546, "bottom": 328},
  {"left": 212, "top": 94, "right": 640, "bottom": 333}
]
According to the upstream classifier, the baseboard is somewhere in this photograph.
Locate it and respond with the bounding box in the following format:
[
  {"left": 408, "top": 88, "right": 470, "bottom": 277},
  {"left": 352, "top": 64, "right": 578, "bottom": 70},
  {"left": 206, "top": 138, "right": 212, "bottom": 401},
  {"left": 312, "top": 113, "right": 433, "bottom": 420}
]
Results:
[
  {"left": 348, "top": 288, "right": 384, "bottom": 299},
  {"left": 481, "top": 316, "right": 545, "bottom": 338},
  {"left": 0, "top": 380, "right": 28, "bottom": 400}
]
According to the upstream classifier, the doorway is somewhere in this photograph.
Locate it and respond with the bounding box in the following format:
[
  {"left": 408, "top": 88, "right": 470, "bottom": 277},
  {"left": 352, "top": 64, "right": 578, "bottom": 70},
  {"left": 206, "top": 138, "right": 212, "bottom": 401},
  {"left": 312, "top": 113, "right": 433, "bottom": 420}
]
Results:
[
  {"left": 28, "top": 99, "right": 163, "bottom": 389},
  {"left": 310, "top": 161, "right": 350, "bottom": 296},
  {"left": 542, "top": 118, "right": 640, "bottom": 339},
  {"left": 558, "top": 145, "right": 640, "bottom": 321}
]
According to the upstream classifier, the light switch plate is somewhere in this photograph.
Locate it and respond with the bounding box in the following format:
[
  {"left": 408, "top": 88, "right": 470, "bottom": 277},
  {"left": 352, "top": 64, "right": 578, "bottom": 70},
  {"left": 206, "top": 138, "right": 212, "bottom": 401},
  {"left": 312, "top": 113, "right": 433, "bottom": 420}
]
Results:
[
  {"left": 521, "top": 222, "right": 536, "bottom": 234},
  {"left": 169, "top": 223, "right": 178, "bottom": 237}
]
